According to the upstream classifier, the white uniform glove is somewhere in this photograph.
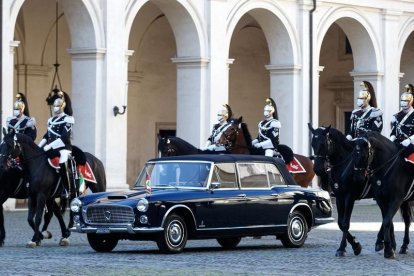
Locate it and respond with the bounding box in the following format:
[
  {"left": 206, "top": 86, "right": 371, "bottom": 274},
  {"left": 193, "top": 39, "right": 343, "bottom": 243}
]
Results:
[
  {"left": 43, "top": 144, "right": 51, "bottom": 151},
  {"left": 401, "top": 138, "right": 411, "bottom": 147},
  {"left": 38, "top": 138, "right": 47, "bottom": 148},
  {"left": 346, "top": 135, "right": 352, "bottom": 141},
  {"left": 251, "top": 139, "right": 259, "bottom": 146},
  {"left": 390, "top": 135, "right": 396, "bottom": 142},
  {"left": 206, "top": 144, "right": 216, "bottom": 151},
  {"left": 254, "top": 142, "right": 262, "bottom": 149}
]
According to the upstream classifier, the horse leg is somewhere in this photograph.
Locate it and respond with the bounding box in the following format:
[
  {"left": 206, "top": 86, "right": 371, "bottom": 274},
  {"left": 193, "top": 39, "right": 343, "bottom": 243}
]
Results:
[
  {"left": 398, "top": 201, "right": 411, "bottom": 254},
  {"left": 335, "top": 196, "right": 348, "bottom": 257},
  {"left": 31, "top": 195, "right": 46, "bottom": 247},
  {"left": 51, "top": 199, "right": 71, "bottom": 246},
  {"left": 341, "top": 195, "right": 361, "bottom": 256},
  {"left": 382, "top": 201, "right": 401, "bottom": 259},
  {"left": 40, "top": 200, "right": 54, "bottom": 239},
  {"left": 0, "top": 205, "right": 4, "bottom": 246},
  {"left": 26, "top": 196, "right": 37, "bottom": 247},
  {"left": 0, "top": 194, "right": 9, "bottom": 247}
]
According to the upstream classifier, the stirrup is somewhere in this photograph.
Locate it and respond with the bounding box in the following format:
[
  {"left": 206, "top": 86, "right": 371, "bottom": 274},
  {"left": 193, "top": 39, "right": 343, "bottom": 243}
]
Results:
[{"left": 61, "top": 189, "right": 69, "bottom": 199}]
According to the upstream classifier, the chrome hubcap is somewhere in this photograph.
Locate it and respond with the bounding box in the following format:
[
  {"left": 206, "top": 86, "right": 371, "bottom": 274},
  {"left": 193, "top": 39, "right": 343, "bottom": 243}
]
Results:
[
  {"left": 168, "top": 221, "right": 183, "bottom": 245},
  {"left": 291, "top": 219, "right": 303, "bottom": 239}
]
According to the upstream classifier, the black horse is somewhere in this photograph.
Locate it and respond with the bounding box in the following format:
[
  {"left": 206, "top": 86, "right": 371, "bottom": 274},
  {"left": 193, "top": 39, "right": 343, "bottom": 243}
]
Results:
[
  {"left": 158, "top": 136, "right": 202, "bottom": 157},
  {"left": 308, "top": 124, "right": 370, "bottom": 257},
  {"left": 0, "top": 131, "right": 106, "bottom": 247},
  {"left": 352, "top": 131, "right": 414, "bottom": 258}
]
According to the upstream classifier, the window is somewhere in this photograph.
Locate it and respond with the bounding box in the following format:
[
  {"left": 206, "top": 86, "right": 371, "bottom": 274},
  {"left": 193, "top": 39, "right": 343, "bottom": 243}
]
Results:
[
  {"left": 211, "top": 163, "right": 237, "bottom": 189},
  {"left": 238, "top": 163, "right": 269, "bottom": 188},
  {"left": 266, "top": 164, "right": 286, "bottom": 186}
]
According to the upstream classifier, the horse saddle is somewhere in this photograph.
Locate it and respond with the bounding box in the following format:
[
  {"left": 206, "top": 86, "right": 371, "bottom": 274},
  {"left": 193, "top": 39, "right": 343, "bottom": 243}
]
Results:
[{"left": 48, "top": 157, "right": 97, "bottom": 183}]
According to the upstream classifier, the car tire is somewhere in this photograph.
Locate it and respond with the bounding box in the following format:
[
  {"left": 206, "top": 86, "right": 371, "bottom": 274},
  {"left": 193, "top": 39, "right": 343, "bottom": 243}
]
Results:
[
  {"left": 156, "top": 214, "right": 187, "bottom": 253},
  {"left": 217, "top": 237, "right": 241, "bottom": 249},
  {"left": 280, "top": 211, "right": 308, "bottom": 248},
  {"left": 87, "top": 233, "right": 118, "bottom": 252}
]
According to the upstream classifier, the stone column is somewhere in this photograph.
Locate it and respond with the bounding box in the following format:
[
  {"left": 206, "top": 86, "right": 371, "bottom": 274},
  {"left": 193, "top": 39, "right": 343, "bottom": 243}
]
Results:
[
  {"left": 265, "top": 65, "right": 302, "bottom": 150},
  {"left": 171, "top": 57, "right": 209, "bottom": 147},
  {"left": 381, "top": 9, "right": 402, "bottom": 136}
]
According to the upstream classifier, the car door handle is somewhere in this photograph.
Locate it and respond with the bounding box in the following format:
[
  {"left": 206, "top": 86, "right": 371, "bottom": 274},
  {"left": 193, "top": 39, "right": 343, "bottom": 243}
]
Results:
[{"left": 237, "top": 194, "right": 247, "bottom": 198}]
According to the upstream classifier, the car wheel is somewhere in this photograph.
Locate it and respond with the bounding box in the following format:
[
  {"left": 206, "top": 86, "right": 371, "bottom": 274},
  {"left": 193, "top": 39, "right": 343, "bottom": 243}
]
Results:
[
  {"left": 217, "top": 237, "right": 241, "bottom": 249},
  {"left": 280, "top": 211, "right": 308, "bottom": 248},
  {"left": 156, "top": 214, "right": 187, "bottom": 253},
  {"left": 87, "top": 233, "right": 118, "bottom": 252}
]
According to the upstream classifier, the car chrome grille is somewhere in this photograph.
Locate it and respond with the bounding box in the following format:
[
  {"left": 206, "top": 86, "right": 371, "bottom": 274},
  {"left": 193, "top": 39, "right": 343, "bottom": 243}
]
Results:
[{"left": 84, "top": 205, "right": 135, "bottom": 225}]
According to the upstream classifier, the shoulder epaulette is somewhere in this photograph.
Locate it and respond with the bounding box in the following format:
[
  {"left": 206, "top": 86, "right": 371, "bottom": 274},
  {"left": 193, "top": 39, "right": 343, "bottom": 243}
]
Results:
[
  {"left": 370, "top": 108, "right": 383, "bottom": 118},
  {"left": 63, "top": 115, "right": 75, "bottom": 124}
]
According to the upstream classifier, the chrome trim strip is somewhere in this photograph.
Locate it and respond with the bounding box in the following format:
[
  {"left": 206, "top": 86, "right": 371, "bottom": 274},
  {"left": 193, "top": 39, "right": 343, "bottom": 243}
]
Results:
[
  {"left": 161, "top": 204, "right": 197, "bottom": 227},
  {"left": 196, "top": 224, "right": 286, "bottom": 231},
  {"left": 70, "top": 225, "right": 164, "bottom": 234}
]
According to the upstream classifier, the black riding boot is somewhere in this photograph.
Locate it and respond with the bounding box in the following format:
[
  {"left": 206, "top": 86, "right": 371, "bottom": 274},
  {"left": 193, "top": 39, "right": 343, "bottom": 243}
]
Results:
[{"left": 59, "top": 162, "right": 73, "bottom": 198}]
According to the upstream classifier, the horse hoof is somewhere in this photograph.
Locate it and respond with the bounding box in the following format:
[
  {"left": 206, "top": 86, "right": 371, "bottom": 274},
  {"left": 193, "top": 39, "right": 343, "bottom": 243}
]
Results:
[
  {"left": 335, "top": 250, "right": 346, "bottom": 257},
  {"left": 59, "top": 238, "right": 70, "bottom": 246},
  {"left": 384, "top": 250, "right": 396, "bottom": 259},
  {"left": 353, "top": 242, "right": 362, "bottom": 256},
  {"left": 42, "top": 230, "right": 53, "bottom": 239},
  {"left": 26, "top": 241, "right": 37, "bottom": 248},
  {"left": 375, "top": 243, "right": 384, "bottom": 252},
  {"left": 399, "top": 246, "right": 408, "bottom": 255},
  {"left": 0, "top": 240, "right": 4, "bottom": 247}
]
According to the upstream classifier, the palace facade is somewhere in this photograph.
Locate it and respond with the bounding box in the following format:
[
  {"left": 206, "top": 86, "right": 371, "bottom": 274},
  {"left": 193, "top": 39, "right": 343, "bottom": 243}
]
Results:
[{"left": 2, "top": 0, "right": 414, "bottom": 208}]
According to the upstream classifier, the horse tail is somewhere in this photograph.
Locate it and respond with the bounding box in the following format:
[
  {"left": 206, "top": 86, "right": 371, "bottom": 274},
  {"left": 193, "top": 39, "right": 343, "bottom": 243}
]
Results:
[
  {"left": 72, "top": 145, "right": 86, "bottom": 165},
  {"left": 277, "top": 144, "right": 294, "bottom": 164}
]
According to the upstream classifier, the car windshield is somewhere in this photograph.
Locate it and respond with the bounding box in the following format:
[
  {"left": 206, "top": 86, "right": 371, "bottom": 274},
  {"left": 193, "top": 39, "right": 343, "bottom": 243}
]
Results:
[{"left": 134, "top": 161, "right": 212, "bottom": 189}]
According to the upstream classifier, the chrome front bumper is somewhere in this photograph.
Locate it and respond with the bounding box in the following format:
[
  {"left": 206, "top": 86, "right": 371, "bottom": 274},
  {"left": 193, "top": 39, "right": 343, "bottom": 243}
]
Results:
[
  {"left": 70, "top": 224, "right": 164, "bottom": 234},
  {"left": 314, "top": 217, "right": 335, "bottom": 226}
]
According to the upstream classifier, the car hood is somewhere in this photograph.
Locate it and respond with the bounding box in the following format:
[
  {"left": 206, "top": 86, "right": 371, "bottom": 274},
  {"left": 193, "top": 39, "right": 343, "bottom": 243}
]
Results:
[{"left": 78, "top": 187, "right": 208, "bottom": 206}]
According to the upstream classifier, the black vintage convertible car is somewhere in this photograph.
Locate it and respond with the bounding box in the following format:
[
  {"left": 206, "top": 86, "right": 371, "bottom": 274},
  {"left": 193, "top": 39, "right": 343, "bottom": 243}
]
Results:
[{"left": 70, "top": 154, "right": 333, "bottom": 253}]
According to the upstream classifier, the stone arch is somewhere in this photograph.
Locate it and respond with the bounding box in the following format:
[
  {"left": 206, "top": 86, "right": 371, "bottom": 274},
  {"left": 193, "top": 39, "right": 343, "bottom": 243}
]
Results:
[
  {"left": 317, "top": 7, "right": 382, "bottom": 72},
  {"left": 398, "top": 17, "right": 414, "bottom": 88},
  {"left": 226, "top": 0, "right": 299, "bottom": 65},
  {"left": 125, "top": 0, "right": 206, "bottom": 57}
]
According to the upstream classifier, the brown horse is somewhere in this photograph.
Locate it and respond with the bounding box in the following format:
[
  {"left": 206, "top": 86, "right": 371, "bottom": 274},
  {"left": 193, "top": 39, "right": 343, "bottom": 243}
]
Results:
[{"left": 219, "top": 117, "right": 315, "bottom": 188}]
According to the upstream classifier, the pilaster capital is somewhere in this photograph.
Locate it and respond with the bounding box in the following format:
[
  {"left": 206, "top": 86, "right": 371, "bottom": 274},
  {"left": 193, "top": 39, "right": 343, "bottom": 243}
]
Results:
[
  {"left": 171, "top": 57, "right": 210, "bottom": 68},
  {"left": 265, "top": 64, "right": 302, "bottom": 75},
  {"left": 67, "top": 48, "right": 106, "bottom": 60}
]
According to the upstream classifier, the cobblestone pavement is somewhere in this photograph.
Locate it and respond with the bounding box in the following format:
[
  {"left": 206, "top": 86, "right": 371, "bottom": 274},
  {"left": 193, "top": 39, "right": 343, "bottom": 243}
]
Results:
[{"left": 1, "top": 201, "right": 414, "bottom": 276}]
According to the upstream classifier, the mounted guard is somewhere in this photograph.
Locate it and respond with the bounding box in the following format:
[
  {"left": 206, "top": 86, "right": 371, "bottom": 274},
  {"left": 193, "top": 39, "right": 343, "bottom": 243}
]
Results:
[
  {"left": 6, "top": 93, "right": 37, "bottom": 141},
  {"left": 38, "top": 90, "right": 76, "bottom": 197},
  {"left": 346, "top": 81, "right": 383, "bottom": 140},
  {"left": 390, "top": 84, "right": 414, "bottom": 164},
  {"left": 204, "top": 104, "right": 234, "bottom": 153},
  {"left": 252, "top": 98, "right": 281, "bottom": 157}
]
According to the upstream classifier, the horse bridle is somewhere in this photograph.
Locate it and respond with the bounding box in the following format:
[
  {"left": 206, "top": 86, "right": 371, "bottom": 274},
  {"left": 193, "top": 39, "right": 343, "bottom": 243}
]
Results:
[
  {"left": 0, "top": 139, "right": 23, "bottom": 170},
  {"left": 163, "top": 139, "right": 178, "bottom": 156},
  {"left": 220, "top": 125, "right": 239, "bottom": 151}
]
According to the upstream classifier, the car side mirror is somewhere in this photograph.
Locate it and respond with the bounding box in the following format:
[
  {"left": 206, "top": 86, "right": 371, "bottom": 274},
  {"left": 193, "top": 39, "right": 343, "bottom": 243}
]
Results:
[{"left": 210, "top": 182, "right": 221, "bottom": 190}]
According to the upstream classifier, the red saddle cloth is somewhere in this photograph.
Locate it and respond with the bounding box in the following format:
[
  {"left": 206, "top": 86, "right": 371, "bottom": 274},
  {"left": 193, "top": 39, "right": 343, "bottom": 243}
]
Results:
[
  {"left": 48, "top": 157, "right": 97, "bottom": 183},
  {"left": 286, "top": 157, "right": 306, "bottom": 174},
  {"left": 405, "top": 153, "right": 414, "bottom": 165}
]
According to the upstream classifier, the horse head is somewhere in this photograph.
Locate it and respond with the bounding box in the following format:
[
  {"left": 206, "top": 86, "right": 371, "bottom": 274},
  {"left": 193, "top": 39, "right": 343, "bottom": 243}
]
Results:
[
  {"left": 0, "top": 128, "right": 22, "bottom": 172},
  {"left": 308, "top": 124, "right": 331, "bottom": 175},
  {"left": 158, "top": 136, "right": 179, "bottom": 157},
  {"left": 219, "top": 117, "right": 242, "bottom": 151}
]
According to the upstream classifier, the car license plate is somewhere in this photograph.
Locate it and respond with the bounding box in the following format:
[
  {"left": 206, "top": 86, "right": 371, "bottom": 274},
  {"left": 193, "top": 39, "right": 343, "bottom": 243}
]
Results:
[{"left": 96, "top": 228, "right": 110, "bottom": 234}]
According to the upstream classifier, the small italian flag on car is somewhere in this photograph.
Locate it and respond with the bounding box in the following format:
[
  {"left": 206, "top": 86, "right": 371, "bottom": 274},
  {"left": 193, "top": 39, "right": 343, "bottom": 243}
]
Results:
[{"left": 145, "top": 174, "right": 152, "bottom": 193}]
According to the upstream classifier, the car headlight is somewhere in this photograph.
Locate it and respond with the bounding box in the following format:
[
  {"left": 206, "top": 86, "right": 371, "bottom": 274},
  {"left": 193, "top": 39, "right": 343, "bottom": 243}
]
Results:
[
  {"left": 70, "top": 198, "right": 82, "bottom": 213},
  {"left": 137, "top": 198, "right": 149, "bottom": 212}
]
